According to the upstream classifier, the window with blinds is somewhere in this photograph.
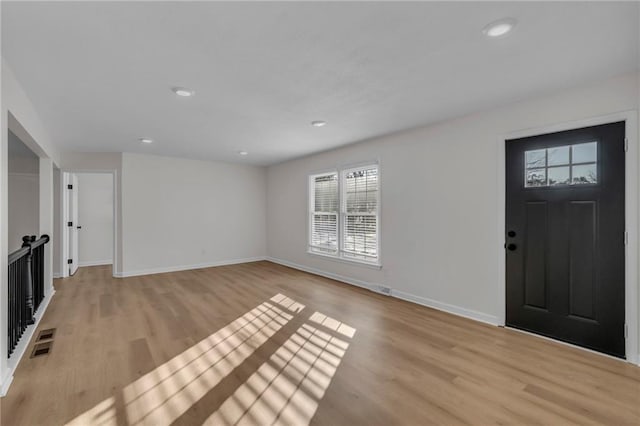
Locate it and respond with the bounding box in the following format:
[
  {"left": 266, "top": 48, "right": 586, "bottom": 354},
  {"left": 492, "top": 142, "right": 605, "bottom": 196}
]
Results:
[
  {"left": 309, "top": 173, "right": 338, "bottom": 254},
  {"left": 342, "top": 166, "right": 378, "bottom": 262},
  {"left": 308, "top": 164, "right": 380, "bottom": 265}
]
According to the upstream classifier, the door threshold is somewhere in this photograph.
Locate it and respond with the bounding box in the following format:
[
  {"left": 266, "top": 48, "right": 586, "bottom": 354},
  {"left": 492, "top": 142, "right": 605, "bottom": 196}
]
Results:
[{"left": 505, "top": 326, "right": 630, "bottom": 364}]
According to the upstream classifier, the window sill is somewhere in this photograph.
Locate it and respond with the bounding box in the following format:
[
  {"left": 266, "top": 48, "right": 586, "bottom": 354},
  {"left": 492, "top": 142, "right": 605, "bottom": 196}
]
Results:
[{"left": 307, "top": 250, "right": 382, "bottom": 270}]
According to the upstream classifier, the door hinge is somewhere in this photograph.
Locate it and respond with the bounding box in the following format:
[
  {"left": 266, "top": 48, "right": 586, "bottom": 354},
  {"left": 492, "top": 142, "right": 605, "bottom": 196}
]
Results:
[
  {"left": 67, "top": 184, "right": 73, "bottom": 190},
  {"left": 624, "top": 323, "right": 628, "bottom": 339},
  {"left": 67, "top": 221, "right": 73, "bottom": 227},
  {"left": 67, "top": 259, "right": 73, "bottom": 264},
  {"left": 624, "top": 137, "right": 628, "bottom": 152},
  {"left": 624, "top": 231, "right": 629, "bottom": 245}
]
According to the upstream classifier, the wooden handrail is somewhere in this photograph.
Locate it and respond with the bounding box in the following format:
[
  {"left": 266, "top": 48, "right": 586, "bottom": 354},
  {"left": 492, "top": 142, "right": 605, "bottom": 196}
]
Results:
[{"left": 7, "top": 246, "right": 29, "bottom": 264}]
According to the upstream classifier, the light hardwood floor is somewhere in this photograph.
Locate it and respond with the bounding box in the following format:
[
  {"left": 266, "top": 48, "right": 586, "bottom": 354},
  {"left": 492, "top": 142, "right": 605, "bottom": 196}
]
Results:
[{"left": 2, "top": 261, "right": 640, "bottom": 425}]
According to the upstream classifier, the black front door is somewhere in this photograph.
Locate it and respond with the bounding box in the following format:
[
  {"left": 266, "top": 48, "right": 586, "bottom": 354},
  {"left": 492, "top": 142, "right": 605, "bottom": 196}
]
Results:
[{"left": 505, "top": 122, "right": 625, "bottom": 358}]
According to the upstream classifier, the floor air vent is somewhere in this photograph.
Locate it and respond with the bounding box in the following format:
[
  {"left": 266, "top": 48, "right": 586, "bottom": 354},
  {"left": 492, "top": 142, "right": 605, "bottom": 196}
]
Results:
[
  {"left": 31, "top": 341, "right": 52, "bottom": 358},
  {"left": 37, "top": 328, "right": 56, "bottom": 342}
]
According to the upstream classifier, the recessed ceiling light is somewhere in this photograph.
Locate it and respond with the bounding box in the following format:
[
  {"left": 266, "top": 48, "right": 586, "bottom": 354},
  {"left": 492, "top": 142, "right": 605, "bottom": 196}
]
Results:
[
  {"left": 483, "top": 18, "right": 517, "bottom": 38},
  {"left": 139, "top": 138, "right": 153, "bottom": 144},
  {"left": 172, "top": 87, "right": 195, "bottom": 97},
  {"left": 238, "top": 150, "right": 248, "bottom": 156},
  {"left": 311, "top": 120, "right": 327, "bottom": 127}
]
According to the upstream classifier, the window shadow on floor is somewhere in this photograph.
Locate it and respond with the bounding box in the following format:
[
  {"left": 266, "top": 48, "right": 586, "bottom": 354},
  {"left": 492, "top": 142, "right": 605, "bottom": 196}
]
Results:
[{"left": 65, "top": 293, "right": 355, "bottom": 426}]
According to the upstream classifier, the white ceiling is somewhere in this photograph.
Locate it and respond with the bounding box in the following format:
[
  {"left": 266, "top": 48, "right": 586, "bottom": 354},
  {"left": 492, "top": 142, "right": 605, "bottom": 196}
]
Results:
[{"left": 2, "top": 1, "right": 638, "bottom": 166}]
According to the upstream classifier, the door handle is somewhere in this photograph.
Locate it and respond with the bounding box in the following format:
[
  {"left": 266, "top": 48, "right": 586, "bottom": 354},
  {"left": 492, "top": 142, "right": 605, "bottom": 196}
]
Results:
[
  {"left": 507, "top": 243, "right": 517, "bottom": 251},
  {"left": 77, "top": 226, "right": 82, "bottom": 230}
]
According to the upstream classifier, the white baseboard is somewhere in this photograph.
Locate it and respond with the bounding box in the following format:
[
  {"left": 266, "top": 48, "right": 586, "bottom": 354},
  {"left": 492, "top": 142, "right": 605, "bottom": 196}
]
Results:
[
  {"left": 392, "top": 289, "right": 500, "bottom": 326},
  {"left": 266, "top": 257, "right": 500, "bottom": 327},
  {"left": 53, "top": 272, "right": 61, "bottom": 279},
  {"left": 78, "top": 259, "right": 113, "bottom": 267},
  {"left": 114, "top": 256, "right": 266, "bottom": 278},
  {"left": 2, "top": 288, "right": 56, "bottom": 396},
  {"left": 265, "top": 257, "right": 384, "bottom": 294},
  {"left": 0, "top": 371, "right": 14, "bottom": 397}
]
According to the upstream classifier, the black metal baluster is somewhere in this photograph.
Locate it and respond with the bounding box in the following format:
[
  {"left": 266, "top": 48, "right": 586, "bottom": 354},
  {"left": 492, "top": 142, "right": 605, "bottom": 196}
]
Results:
[{"left": 7, "top": 235, "right": 49, "bottom": 358}]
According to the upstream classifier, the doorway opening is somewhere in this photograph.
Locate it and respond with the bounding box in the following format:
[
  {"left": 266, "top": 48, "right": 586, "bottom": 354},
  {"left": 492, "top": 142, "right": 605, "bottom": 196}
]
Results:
[{"left": 61, "top": 172, "right": 115, "bottom": 277}]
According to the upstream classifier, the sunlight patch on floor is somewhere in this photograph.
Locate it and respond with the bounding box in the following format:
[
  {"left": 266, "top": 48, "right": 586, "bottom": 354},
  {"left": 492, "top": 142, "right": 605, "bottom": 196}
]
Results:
[
  {"left": 65, "top": 396, "right": 117, "bottom": 426},
  {"left": 270, "top": 294, "right": 306, "bottom": 313},
  {"left": 65, "top": 295, "right": 305, "bottom": 426},
  {"left": 63, "top": 297, "right": 354, "bottom": 426},
  {"left": 203, "top": 313, "right": 354, "bottom": 426},
  {"left": 309, "top": 311, "right": 356, "bottom": 338},
  {"left": 124, "top": 301, "right": 300, "bottom": 425}
]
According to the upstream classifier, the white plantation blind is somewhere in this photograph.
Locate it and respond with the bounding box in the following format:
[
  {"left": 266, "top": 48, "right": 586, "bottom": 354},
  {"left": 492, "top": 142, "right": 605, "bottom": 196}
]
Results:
[
  {"left": 342, "top": 166, "right": 378, "bottom": 262},
  {"left": 310, "top": 173, "right": 338, "bottom": 254}
]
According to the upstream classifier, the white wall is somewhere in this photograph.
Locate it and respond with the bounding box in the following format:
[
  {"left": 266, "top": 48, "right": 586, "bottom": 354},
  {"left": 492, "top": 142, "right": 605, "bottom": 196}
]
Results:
[
  {"left": 1, "top": 59, "right": 58, "bottom": 393},
  {"left": 8, "top": 156, "right": 38, "bottom": 174},
  {"left": 120, "top": 153, "right": 267, "bottom": 276},
  {"left": 57, "top": 151, "right": 268, "bottom": 277},
  {"left": 267, "top": 72, "right": 639, "bottom": 327},
  {"left": 7, "top": 130, "right": 40, "bottom": 252},
  {"left": 77, "top": 173, "right": 113, "bottom": 266},
  {"left": 7, "top": 173, "right": 38, "bottom": 252},
  {"left": 60, "top": 152, "right": 121, "bottom": 171}
]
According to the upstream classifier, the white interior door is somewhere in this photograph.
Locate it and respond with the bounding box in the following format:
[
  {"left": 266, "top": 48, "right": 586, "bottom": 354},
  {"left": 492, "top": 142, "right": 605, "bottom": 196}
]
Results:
[{"left": 69, "top": 173, "right": 79, "bottom": 276}]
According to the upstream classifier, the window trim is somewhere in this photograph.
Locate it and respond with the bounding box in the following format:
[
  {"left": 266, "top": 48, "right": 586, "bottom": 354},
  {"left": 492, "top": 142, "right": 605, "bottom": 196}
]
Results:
[{"left": 307, "top": 161, "right": 381, "bottom": 268}]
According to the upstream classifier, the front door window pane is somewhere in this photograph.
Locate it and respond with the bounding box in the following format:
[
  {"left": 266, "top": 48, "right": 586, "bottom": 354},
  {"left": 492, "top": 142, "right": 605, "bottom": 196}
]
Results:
[
  {"left": 526, "top": 169, "right": 547, "bottom": 187},
  {"left": 524, "top": 141, "right": 597, "bottom": 188},
  {"left": 548, "top": 146, "right": 570, "bottom": 166},
  {"left": 572, "top": 164, "right": 598, "bottom": 184},
  {"left": 525, "top": 149, "right": 546, "bottom": 169},
  {"left": 548, "top": 166, "right": 570, "bottom": 186},
  {"left": 572, "top": 142, "right": 597, "bottom": 164}
]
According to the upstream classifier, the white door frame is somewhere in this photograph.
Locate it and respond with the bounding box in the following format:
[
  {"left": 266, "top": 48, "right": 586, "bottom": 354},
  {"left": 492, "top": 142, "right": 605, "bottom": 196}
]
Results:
[
  {"left": 497, "top": 110, "right": 639, "bottom": 365},
  {"left": 60, "top": 169, "right": 118, "bottom": 278},
  {"left": 60, "top": 172, "right": 70, "bottom": 277}
]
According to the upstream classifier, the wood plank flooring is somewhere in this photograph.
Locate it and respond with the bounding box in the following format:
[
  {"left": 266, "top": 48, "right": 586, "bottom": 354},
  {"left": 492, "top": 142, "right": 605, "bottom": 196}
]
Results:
[{"left": 1, "top": 261, "right": 640, "bottom": 425}]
